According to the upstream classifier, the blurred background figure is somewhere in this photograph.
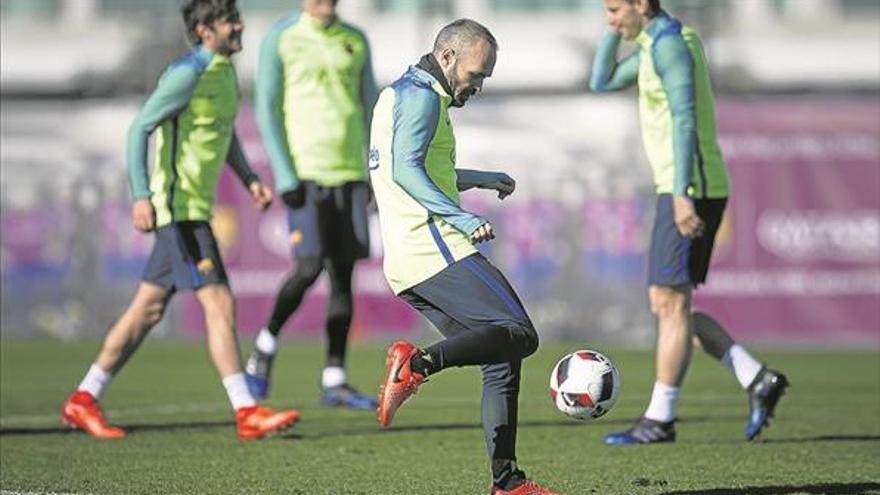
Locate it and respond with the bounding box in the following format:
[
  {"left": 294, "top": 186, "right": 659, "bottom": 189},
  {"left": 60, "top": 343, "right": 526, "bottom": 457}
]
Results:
[
  {"left": 590, "top": 0, "right": 787, "bottom": 446},
  {"left": 1, "top": 0, "right": 878, "bottom": 350},
  {"left": 243, "top": 0, "right": 379, "bottom": 410}
]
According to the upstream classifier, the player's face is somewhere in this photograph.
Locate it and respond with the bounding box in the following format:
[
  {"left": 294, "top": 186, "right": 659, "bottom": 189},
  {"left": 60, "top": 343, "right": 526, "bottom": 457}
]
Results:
[
  {"left": 207, "top": 9, "right": 244, "bottom": 56},
  {"left": 604, "top": 0, "right": 645, "bottom": 40},
  {"left": 303, "top": 0, "right": 338, "bottom": 28},
  {"left": 442, "top": 40, "right": 496, "bottom": 107}
]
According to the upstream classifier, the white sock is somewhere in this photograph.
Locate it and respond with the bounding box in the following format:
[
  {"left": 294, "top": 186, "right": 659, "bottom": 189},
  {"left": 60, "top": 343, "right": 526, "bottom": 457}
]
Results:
[
  {"left": 322, "top": 366, "right": 346, "bottom": 389},
  {"left": 77, "top": 364, "right": 112, "bottom": 400},
  {"left": 643, "top": 381, "right": 680, "bottom": 423},
  {"left": 722, "top": 344, "right": 763, "bottom": 389},
  {"left": 255, "top": 328, "right": 278, "bottom": 355},
  {"left": 222, "top": 373, "right": 257, "bottom": 410}
]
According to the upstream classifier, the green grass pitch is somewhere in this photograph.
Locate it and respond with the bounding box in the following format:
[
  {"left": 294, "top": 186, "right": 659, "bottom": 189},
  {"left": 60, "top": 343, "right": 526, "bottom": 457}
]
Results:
[{"left": 1, "top": 340, "right": 878, "bottom": 494}]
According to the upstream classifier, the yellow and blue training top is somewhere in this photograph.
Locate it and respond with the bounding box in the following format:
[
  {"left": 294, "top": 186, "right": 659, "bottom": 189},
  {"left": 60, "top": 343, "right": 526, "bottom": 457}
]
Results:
[
  {"left": 127, "top": 45, "right": 257, "bottom": 227},
  {"left": 590, "top": 11, "right": 729, "bottom": 198},
  {"left": 369, "top": 56, "right": 486, "bottom": 294},
  {"left": 255, "top": 11, "right": 377, "bottom": 192}
]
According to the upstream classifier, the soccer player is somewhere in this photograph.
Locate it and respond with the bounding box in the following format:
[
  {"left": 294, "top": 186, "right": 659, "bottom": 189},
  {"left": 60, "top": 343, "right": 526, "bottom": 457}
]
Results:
[
  {"left": 589, "top": 0, "right": 788, "bottom": 444},
  {"left": 60, "top": 0, "right": 300, "bottom": 440},
  {"left": 370, "top": 19, "right": 564, "bottom": 495},
  {"left": 244, "top": 0, "right": 378, "bottom": 410}
]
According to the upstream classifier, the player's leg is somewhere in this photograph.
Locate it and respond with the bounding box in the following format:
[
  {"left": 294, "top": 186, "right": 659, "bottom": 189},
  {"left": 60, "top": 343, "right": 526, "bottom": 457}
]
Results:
[
  {"left": 319, "top": 256, "right": 377, "bottom": 409},
  {"left": 606, "top": 194, "right": 689, "bottom": 445},
  {"left": 61, "top": 226, "right": 178, "bottom": 438},
  {"left": 246, "top": 184, "right": 324, "bottom": 398},
  {"left": 180, "top": 221, "right": 298, "bottom": 439},
  {"left": 379, "top": 254, "right": 557, "bottom": 493},
  {"left": 688, "top": 198, "right": 789, "bottom": 440},
  {"left": 316, "top": 182, "right": 375, "bottom": 408}
]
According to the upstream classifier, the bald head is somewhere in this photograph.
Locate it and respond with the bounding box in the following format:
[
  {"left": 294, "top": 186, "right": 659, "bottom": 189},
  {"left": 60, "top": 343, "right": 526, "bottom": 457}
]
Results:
[
  {"left": 432, "top": 18, "right": 498, "bottom": 58},
  {"left": 431, "top": 19, "right": 497, "bottom": 107}
]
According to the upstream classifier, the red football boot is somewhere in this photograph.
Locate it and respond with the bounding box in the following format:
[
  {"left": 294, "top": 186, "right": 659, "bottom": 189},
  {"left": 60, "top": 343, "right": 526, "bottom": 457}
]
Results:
[
  {"left": 377, "top": 340, "right": 425, "bottom": 429},
  {"left": 60, "top": 391, "right": 126, "bottom": 439},
  {"left": 490, "top": 480, "right": 566, "bottom": 495},
  {"left": 236, "top": 405, "right": 300, "bottom": 440}
]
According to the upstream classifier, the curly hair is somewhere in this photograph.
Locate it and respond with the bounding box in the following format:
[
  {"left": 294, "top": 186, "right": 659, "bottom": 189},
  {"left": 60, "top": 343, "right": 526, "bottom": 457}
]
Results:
[{"left": 181, "top": 0, "right": 239, "bottom": 43}]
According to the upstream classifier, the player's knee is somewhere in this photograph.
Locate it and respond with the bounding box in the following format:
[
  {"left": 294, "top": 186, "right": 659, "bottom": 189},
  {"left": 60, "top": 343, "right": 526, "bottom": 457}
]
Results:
[
  {"left": 326, "top": 291, "right": 353, "bottom": 323},
  {"left": 292, "top": 257, "right": 323, "bottom": 285},
  {"left": 142, "top": 301, "right": 166, "bottom": 327},
  {"left": 510, "top": 321, "right": 539, "bottom": 359},
  {"left": 649, "top": 286, "right": 688, "bottom": 319}
]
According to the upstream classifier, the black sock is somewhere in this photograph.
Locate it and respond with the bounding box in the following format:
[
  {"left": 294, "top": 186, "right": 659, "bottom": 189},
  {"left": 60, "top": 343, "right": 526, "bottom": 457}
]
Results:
[{"left": 409, "top": 348, "right": 442, "bottom": 376}]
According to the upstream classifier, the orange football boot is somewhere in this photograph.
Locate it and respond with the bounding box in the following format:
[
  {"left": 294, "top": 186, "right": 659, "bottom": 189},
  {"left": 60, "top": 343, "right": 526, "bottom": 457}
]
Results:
[
  {"left": 236, "top": 405, "right": 300, "bottom": 440},
  {"left": 377, "top": 340, "right": 425, "bottom": 429},
  {"left": 60, "top": 391, "right": 126, "bottom": 439},
  {"left": 490, "top": 480, "right": 565, "bottom": 495}
]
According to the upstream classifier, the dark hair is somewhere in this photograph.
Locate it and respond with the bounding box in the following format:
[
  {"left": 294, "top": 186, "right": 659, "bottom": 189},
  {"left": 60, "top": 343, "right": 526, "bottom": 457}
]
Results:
[
  {"left": 181, "top": 0, "right": 239, "bottom": 43},
  {"left": 627, "top": 0, "right": 661, "bottom": 14},
  {"left": 433, "top": 18, "right": 498, "bottom": 55}
]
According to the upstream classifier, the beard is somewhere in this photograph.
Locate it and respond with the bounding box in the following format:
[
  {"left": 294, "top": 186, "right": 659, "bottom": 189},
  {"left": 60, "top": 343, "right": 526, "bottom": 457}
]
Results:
[{"left": 217, "top": 33, "right": 242, "bottom": 56}]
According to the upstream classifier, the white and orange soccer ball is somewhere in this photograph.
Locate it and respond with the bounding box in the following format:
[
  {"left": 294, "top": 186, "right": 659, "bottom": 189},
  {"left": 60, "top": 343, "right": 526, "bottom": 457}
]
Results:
[{"left": 549, "top": 350, "right": 621, "bottom": 420}]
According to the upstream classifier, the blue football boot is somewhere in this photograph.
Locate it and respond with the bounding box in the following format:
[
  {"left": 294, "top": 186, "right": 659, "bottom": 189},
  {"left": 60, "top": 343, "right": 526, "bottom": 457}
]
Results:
[
  {"left": 321, "top": 384, "right": 379, "bottom": 410},
  {"left": 244, "top": 348, "right": 275, "bottom": 399},
  {"left": 604, "top": 417, "right": 676, "bottom": 445},
  {"left": 745, "top": 368, "right": 789, "bottom": 441}
]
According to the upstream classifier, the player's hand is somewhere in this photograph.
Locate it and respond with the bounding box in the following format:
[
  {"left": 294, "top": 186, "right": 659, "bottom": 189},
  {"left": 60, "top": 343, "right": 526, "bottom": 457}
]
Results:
[
  {"left": 673, "top": 195, "right": 705, "bottom": 239},
  {"left": 479, "top": 172, "right": 516, "bottom": 200},
  {"left": 470, "top": 222, "right": 495, "bottom": 244},
  {"left": 132, "top": 198, "right": 155, "bottom": 233},
  {"left": 249, "top": 181, "right": 273, "bottom": 211},
  {"left": 281, "top": 183, "right": 307, "bottom": 209}
]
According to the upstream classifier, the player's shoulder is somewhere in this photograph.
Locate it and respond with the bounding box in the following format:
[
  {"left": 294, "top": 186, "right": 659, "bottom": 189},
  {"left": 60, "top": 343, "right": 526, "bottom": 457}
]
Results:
[
  {"left": 161, "top": 47, "right": 212, "bottom": 85},
  {"left": 337, "top": 20, "right": 370, "bottom": 44},
  {"left": 390, "top": 68, "right": 440, "bottom": 111},
  {"left": 649, "top": 14, "right": 685, "bottom": 49},
  {"left": 266, "top": 10, "right": 302, "bottom": 39}
]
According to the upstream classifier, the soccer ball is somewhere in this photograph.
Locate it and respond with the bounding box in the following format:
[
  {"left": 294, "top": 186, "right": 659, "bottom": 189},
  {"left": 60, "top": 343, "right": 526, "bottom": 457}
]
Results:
[{"left": 549, "top": 350, "right": 621, "bottom": 420}]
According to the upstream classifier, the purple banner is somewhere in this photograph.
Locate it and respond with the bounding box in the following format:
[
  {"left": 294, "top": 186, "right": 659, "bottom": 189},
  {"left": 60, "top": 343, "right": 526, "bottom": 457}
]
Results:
[{"left": 694, "top": 97, "right": 880, "bottom": 343}]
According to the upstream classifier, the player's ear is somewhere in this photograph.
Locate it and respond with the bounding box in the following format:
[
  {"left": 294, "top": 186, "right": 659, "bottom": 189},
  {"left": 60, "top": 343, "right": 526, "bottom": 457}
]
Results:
[
  {"left": 438, "top": 47, "right": 456, "bottom": 69},
  {"left": 194, "top": 22, "right": 213, "bottom": 44}
]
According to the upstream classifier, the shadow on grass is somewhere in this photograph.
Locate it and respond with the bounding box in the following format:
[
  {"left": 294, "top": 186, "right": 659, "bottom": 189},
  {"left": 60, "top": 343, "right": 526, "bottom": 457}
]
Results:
[
  {"left": 0, "top": 421, "right": 234, "bottom": 436},
  {"left": 0, "top": 415, "right": 768, "bottom": 439},
  {"left": 656, "top": 482, "right": 880, "bottom": 495},
  {"left": 763, "top": 434, "right": 880, "bottom": 444}
]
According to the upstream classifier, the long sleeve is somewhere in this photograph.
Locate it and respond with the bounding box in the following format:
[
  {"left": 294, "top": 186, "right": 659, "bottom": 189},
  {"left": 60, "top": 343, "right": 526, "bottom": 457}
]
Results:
[
  {"left": 360, "top": 36, "right": 379, "bottom": 129},
  {"left": 255, "top": 19, "right": 298, "bottom": 194},
  {"left": 589, "top": 32, "right": 640, "bottom": 92},
  {"left": 126, "top": 64, "right": 199, "bottom": 200},
  {"left": 226, "top": 131, "right": 259, "bottom": 187},
  {"left": 391, "top": 89, "right": 485, "bottom": 236},
  {"left": 653, "top": 30, "right": 696, "bottom": 196}
]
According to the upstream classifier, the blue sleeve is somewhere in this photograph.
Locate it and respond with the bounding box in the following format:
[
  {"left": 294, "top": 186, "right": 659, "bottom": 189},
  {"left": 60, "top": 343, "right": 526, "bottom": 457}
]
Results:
[
  {"left": 255, "top": 17, "right": 299, "bottom": 194},
  {"left": 359, "top": 35, "right": 379, "bottom": 128},
  {"left": 126, "top": 63, "right": 199, "bottom": 200},
  {"left": 589, "top": 32, "right": 640, "bottom": 92},
  {"left": 391, "top": 88, "right": 485, "bottom": 236},
  {"left": 226, "top": 130, "right": 259, "bottom": 187},
  {"left": 653, "top": 29, "right": 696, "bottom": 196}
]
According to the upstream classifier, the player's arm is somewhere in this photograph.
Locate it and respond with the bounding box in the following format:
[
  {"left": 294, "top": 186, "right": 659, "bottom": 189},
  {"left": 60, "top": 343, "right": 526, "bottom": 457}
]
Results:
[
  {"left": 126, "top": 63, "right": 199, "bottom": 231},
  {"left": 359, "top": 35, "right": 379, "bottom": 129},
  {"left": 456, "top": 169, "right": 515, "bottom": 200},
  {"left": 653, "top": 30, "right": 703, "bottom": 238},
  {"left": 255, "top": 23, "right": 301, "bottom": 208},
  {"left": 589, "top": 32, "right": 640, "bottom": 92},
  {"left": 227, "top": 131, "right": 272, "bottom": 210},
  {"left": 392, "top": 91, "right": 490, "bottom": 241}
]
